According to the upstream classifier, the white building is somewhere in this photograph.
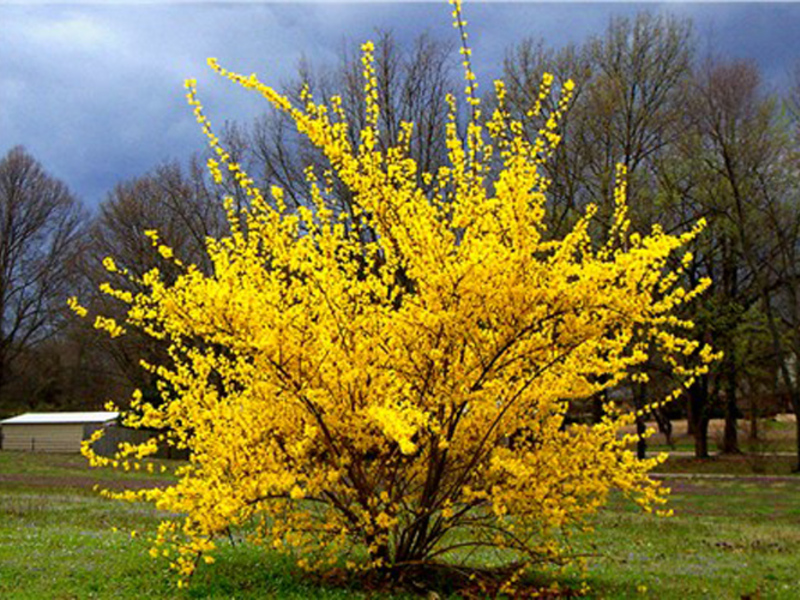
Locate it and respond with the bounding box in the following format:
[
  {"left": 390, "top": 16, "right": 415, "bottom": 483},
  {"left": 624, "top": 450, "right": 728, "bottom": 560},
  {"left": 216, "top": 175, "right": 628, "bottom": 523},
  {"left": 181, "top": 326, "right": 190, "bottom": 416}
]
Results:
[{"left": 0, "top": 412, "right": 119, "bottom": 453}]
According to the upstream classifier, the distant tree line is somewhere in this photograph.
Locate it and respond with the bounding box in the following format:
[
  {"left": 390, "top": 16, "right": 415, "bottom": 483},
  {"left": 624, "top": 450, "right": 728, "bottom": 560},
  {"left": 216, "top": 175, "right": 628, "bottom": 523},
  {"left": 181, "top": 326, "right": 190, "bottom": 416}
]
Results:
[{"left": 2, "top": 12, "right": 800, "bottom": 467}]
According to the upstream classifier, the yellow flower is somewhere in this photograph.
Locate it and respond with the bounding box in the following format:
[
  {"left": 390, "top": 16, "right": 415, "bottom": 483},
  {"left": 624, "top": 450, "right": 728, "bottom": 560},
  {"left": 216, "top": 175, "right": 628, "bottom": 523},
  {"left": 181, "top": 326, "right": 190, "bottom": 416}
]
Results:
[{"left": 80, "top": 0, "right": 714, "bottom": 587}]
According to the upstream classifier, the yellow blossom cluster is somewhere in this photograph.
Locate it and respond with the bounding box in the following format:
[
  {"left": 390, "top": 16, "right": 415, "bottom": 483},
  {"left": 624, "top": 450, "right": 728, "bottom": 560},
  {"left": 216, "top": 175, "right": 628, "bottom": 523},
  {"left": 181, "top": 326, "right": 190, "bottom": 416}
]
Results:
[{"left": 77, "top": 0, "right": 716, "bottom": 586}]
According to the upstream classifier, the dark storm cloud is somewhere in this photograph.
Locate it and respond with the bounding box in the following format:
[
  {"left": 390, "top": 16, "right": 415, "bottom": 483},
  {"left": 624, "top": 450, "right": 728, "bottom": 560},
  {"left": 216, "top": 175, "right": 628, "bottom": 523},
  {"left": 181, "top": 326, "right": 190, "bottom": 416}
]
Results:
[
  {"left": 0, "top": 3, "right": 336, "bottom": 206},
  {"left": 667, "top": 2, "right": 800, "bottom": 88},
  {"left": 1, "top": 3, "right": 798, "bottom": 210}
]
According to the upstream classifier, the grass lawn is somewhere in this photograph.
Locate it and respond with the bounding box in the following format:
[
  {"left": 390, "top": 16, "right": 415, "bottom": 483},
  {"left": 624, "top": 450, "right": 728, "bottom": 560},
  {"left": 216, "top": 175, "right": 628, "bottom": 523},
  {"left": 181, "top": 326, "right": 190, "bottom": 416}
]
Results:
[
  {"left": 1, "top": 450, "right": 799, "bottom": 599},
  {"left": 571, "top": 478, "right": 800, "bottom": 599}
]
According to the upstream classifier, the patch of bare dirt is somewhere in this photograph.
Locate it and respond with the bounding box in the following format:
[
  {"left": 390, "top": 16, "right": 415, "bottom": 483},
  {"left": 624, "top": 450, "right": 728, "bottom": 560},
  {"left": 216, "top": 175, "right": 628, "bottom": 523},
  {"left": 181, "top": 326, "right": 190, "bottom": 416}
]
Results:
[{"left": 0, "top": 473, "right": 171, "bottom": 490}]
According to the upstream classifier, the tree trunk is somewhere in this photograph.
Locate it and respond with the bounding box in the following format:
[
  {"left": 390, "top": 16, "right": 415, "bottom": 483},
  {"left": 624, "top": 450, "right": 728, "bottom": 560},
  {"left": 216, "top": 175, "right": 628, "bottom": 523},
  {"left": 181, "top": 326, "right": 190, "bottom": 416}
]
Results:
[
  {"left": 0, "top": 351, "right": 7, "bottom": 395},
  {"left": 694, "top": 417, "right": 709, "bottom": 459},
  {"left": 749, "top": 394, "right": 759, "bottom": 441},
  {"left": 636, "top": 415, "right": 647, "bottom": 460},
  {"left": 592, "top": 392, "right": 605, "bottom": 424},
  {"left": 794, "top": 415, "right": 800, "bottom": 474},
  {"left": 722, "top": 355, "right": 740, "bottom": 453},
  {"left": 720, "top": 238, "right": 740, "bottom": 454},
  {"left": 759, "top": 288, "right": 800, "bottom": 471},
  {"left": 689, "top": 376, "right": 711, "bottom": 459},
  {"left": 633, "top": 382, "right": 648, "bottom": 459},
  {"left": 790, "top": 389, "right": 800, "bottom": 473},
  {"left": 653, "top": 407, "right": 674, "bottom": 448}
]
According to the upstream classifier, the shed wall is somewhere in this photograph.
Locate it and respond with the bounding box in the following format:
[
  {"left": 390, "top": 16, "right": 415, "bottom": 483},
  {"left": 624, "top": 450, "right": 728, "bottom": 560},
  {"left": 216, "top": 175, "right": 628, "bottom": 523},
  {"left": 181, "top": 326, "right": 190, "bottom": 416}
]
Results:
[{"left": 1, "top": 423, "right": 85, "bottom": 452}]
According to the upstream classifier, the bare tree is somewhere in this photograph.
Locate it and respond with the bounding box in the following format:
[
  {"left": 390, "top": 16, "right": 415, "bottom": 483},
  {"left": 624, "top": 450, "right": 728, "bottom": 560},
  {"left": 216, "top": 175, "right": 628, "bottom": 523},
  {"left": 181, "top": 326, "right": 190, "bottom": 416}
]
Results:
[
  {"left": 503, "top": 14, "right": 693, "bottom": 234},
  {"left": 732, "top": 71, "right": 800, "bottom": 470},
  {"left": 503, "top": 14, "right": 695, "bottom": 455},
  {"left": 0, "top": 146, "right": 87, "bottom": 414},
  {"left": 581, "top": 12, "right": 694, "bottom": 235},
  {"left": 89, "top": 159, "right": 225, "bottom": 278},
  {"left": 81, "top": 158, "right": 226, "bottom": 405},
  {"left": 500, "top": 39, "right": 593, "bottom": 236},
  {"left": 684, "top": 59, "right": 784, "bottom": 455},
  {"left": 757, "top": 172, "right": 800, "bottom": 471},
  {"left": 245, "top": 30, "right": 456, "bottom": 215}
]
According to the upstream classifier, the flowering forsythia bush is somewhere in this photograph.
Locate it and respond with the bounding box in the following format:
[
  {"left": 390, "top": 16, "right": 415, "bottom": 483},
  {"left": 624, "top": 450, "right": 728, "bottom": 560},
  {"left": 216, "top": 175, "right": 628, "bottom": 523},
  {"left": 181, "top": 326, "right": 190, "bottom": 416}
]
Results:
[{"left": 75, "top": 0, "right": 715, "bottom": 589}]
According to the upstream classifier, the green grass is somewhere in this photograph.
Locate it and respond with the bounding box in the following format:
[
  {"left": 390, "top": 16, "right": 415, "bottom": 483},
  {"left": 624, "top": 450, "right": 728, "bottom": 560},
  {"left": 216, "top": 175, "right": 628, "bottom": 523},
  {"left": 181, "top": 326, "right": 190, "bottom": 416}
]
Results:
[
  {"left": 0, "top": 449, "right": 179, "bottom": 481},
  {"left": 566, "top": 479, "right": 800, "bottom": 599},
  {"left": 2, "top": 450, "right": 800, "bottom": 598},
  {"left": 0, "top": 489, "right": 394, "bottom": 599}
]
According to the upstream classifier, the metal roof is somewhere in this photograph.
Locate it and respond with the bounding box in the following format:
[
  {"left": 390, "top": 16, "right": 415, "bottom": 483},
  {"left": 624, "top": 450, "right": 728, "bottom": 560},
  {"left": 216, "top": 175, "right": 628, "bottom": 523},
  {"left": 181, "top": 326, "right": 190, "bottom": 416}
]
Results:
[{"left": 0, "top": 412, "right": 120, "bottom": 425}]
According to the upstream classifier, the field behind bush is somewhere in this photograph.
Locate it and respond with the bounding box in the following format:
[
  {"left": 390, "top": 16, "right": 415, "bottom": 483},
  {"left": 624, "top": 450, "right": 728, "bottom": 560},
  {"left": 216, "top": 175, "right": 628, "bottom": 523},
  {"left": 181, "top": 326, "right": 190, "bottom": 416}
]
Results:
[{"left": 1, "top": 446, "right": 799, "bottom": 599}]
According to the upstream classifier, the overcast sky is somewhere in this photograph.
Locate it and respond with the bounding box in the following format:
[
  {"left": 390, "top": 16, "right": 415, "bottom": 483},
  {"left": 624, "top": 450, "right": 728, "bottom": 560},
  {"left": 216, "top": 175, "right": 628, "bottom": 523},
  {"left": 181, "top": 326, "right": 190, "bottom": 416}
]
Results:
[{"left": 2, "top": 2, "right": 799, "bottom": 211}]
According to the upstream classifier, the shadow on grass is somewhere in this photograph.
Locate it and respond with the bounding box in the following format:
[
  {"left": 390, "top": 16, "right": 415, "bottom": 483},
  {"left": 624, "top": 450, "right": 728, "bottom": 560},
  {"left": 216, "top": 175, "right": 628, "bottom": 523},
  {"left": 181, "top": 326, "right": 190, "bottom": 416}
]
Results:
[{"left": 187, "top": 543, "right": 592, "bottom": 599}]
